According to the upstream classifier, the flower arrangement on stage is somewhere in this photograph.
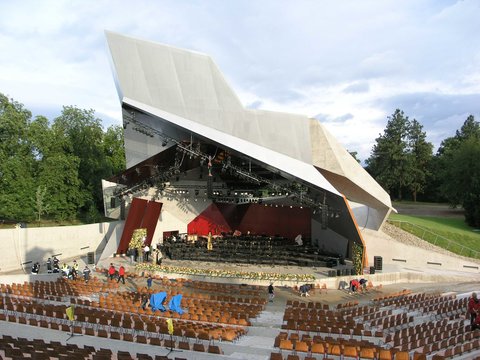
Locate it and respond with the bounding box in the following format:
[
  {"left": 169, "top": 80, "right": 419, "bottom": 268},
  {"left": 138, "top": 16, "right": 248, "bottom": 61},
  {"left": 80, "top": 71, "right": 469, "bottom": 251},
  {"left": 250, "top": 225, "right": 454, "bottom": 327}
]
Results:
[
  {"left": 129, "top": 228, "right": 147, "bottom": 252},
  {"left": 352, "top": 242, "right": 363, "bottom": 275},
  {"left": 135, "top": 263, "right": 316, "bottom": 282}
]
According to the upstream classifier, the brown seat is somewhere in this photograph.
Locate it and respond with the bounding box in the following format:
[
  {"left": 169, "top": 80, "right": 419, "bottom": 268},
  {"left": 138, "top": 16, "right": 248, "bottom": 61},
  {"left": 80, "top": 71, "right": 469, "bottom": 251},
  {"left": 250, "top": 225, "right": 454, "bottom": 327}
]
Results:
[
  {"left": 343, "top": 345, "right": 359, "bottom": 359},
  {"left": 149, "top": 337, "right": 162, "bottom": 346},
  {"left": 287, "top": 355, "right": 300, "bottom": 360},
  {"left": 178, "top": 341, "right": 190, "bottom": 350},
  {"left": 279, "top": 339, "right": 294, "bottom": 351},
  {"left": 136, "top": 335, "right": 147, "bottom": 344},
  {"left": 193, "top": 343, "right": 205, "bottom": 352},
  {"left": 359, "top": 347, "right": 377, "bottom": 360},
  {"left": 207, "top": 345, "right": 222, "bottom": 354},
  {"left": 394, "top": 351, "right": 410, "bottom": 360},
  {"left": 378, "top": 349, "right": 393, "bottom": 360},
  {"left": 270, "top": 353, "right": 283, "bottom": 360},
  {"left": 123, "top": 333, "right": 134, "bottom": 342},
  {"left": 164, "top": 339, "right": 176, "bottom": 349},
  {"left": 295, "top": 341, "right": 309, "bottom": 353},
  {"left": 311, "top": 342, "right": 327, "bottom": 356}
]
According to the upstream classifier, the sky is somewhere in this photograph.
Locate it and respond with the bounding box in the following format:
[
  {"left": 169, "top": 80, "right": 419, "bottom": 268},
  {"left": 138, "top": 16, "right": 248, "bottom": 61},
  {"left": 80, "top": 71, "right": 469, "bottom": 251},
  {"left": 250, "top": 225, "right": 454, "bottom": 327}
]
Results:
[{"left": 1, "top": 0, "right": 479, "bottom": 162}]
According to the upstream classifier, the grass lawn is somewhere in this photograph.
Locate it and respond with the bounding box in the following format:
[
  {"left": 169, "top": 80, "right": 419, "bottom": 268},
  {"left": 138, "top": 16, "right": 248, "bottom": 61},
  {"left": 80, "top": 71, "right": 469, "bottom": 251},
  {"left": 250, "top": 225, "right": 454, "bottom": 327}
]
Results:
[{"left": 389, "top": 213, "right": 480, "bottom": 258}]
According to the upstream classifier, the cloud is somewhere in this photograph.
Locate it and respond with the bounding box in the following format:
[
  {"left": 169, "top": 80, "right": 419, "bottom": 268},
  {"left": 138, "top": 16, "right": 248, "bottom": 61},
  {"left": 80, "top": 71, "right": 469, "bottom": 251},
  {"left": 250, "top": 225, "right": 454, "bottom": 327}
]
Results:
[
  {"left": 0, "top": 0, "right": 479, "bottom": 163},
  {"left": 246, "top": 100, "right": 263, "bottom": 110},
  {"left": 343, "top": 82, "right": 370, "bottom": 94}
]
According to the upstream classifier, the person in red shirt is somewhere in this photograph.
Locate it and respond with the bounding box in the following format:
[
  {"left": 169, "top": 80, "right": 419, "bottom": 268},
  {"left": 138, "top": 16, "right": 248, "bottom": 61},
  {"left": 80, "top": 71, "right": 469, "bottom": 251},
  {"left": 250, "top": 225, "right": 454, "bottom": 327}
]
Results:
[
  {"left": 117, "top": 265, "right": 125, "bottom": 284},
  {"left": 468, "top": 292, "right": 479, "bottom": 330},
  {"left": 108, "top": 263, "right": 116, "bottom": 281},
  {"left": 349, "top": 279, "right": 360, "bottom": 293}
]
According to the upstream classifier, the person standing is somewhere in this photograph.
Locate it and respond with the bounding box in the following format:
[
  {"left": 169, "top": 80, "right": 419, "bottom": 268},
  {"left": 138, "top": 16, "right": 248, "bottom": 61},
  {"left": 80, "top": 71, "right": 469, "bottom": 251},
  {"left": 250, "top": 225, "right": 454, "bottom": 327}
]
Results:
[
  {"left": 53, "top": 256, "right": 59, "bottom": 269},
  {"left": 268, "top": 283, "right": 275, "bottom": 302},
  {"left": 147, "top": 275, "right": 153, "bottom": 290},
  {"left": 468, "top": 292, "right": 479, "bottom": 330},
  {"left": 71, "top": 260, "right": 79, "bottom": 280},
  {"left": 144, "top": 243, "right": 150, "bottom": 262},
  {"left": 117, "top": 265, "right": 125, "bottom": 284},
  {"left": 108, "top": 263, "right": 116, "bottom": 281},
  {"left": 156, "top": 248, "right": 163, "bottom": 265},
  {"left": 46, "top": 258, "right": 52, "bottom": 274},
  {"left": 83, "top": 265, "right": 91, "bottom": 283}
]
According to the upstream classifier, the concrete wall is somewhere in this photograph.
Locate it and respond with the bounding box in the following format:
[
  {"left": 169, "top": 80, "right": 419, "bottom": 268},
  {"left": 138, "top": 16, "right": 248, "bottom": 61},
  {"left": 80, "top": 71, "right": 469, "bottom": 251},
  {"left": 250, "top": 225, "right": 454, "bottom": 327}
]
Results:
[
  {"left": 0, "top": 221, "right": 122, "bottom": 274},
  {"left": 312, "top": 219, "right": 349, "bottom": 256},
  {"left": 362, "top": 228, "right": 480, "bottom": 274}
]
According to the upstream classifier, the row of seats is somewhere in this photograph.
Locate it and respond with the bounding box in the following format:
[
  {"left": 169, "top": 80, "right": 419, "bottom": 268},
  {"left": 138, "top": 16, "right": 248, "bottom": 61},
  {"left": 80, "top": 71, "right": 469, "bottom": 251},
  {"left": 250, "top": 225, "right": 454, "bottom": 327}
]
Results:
[
  {"left": 0, "top": 334, "right": 196, "bottom": 359},
  {"left": 275, "top": 291, "right": 479, "bottom": 359}
]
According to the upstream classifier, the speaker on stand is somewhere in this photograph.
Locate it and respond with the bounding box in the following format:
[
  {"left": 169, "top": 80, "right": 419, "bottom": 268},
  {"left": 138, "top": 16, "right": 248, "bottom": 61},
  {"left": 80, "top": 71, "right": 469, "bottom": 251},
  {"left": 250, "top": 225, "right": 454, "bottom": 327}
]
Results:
[
  {"left": 87, "top": 252, "right": 95, "bottom": 265},
  {"left": 374, "top": 256, "right": 383, "bottom": 271}
]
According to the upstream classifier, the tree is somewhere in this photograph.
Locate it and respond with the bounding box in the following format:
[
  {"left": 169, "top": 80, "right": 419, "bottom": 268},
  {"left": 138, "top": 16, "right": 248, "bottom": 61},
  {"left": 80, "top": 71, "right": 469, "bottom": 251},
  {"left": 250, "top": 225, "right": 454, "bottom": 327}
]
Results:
[
  {"left": 366, "top": 109, "right": 411, "bottom": 200},
  {"left": 28, "top": 115, "right": 85, "bottom": 221},
  {"left": 0, "top": 93, "right": 125, "bottom": 223},
  {"left": 0, "top": 94, "right": 36, "bottom": 221},
  {"left": 407, "top": 119, "right": 433, "bottom": 202},
  {"left": 348, "top": 150, "right": 361, "bottom": 163},
  {"left": 53, "top": 106, "right": 113, "bottom": 213},
  {"left": 438, "top": 115, "right": 480, "bottom": 226},
  {"left": 103, "top": 125, "right": 126, "bottom": 176},
  {"left": 34, "top": 185, "right": 49, "bottom": 221}
]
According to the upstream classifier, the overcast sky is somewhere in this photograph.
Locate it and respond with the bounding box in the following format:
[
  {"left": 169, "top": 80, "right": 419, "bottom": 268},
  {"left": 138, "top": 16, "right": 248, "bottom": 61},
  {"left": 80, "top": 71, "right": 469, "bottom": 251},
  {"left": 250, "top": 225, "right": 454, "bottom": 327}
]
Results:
[{"left": 1, "top": 0, "right": 479, "bottom": 161}]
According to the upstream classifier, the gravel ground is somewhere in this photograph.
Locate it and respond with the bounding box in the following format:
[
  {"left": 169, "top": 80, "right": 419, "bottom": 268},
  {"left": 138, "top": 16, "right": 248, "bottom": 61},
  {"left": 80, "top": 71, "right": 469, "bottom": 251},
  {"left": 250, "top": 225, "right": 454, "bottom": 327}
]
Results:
[{"left": 382, "top": 222, "right": 480, "bottom": 264}]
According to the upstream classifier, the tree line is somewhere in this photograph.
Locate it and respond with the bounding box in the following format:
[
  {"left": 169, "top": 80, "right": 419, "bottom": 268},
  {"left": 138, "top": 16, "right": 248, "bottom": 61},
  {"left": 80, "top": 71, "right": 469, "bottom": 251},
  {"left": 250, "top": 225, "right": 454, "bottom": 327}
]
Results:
[
  {"left": 0, "top": 93, "right": 125, "bottom": 223},
  {"left": 1, "top": 92, "right": 479, "bottom": 228},
  {"left": 366, "top": 109, "right": 480, "bottom": 227}
]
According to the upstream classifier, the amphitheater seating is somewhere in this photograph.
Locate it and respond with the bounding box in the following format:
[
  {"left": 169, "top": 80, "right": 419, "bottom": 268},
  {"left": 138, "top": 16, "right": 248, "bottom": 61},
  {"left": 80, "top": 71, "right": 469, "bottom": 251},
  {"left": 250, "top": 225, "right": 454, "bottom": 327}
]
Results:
[
  {"left": 0, "top": 275, "right": 271, "bottom": 358},
  {"left": 0, "top": 334, "right": 167, "bottom": 360},
  {"left": 275, "top": 291, "right": 477, "bottom": 360}
]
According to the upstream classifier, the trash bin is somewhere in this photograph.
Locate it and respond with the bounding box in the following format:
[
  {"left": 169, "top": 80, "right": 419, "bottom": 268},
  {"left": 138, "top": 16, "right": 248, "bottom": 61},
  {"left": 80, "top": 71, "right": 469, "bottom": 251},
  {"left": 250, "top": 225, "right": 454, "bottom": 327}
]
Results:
[{"left": 369, "top": 266, "right": 376, "bottom": 275}]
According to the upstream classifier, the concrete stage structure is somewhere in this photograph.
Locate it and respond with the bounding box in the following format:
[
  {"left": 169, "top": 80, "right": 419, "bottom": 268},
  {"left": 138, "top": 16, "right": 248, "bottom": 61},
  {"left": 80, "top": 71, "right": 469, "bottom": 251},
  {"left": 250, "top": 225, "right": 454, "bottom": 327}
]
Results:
[{"left": 102, "top": 31, "right": 397, "bottom": 270}]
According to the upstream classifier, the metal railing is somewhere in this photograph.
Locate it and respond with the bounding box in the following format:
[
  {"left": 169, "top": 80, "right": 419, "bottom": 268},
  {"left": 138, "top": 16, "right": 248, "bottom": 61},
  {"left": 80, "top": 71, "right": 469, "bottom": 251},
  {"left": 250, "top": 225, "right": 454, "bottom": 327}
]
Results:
[{"left": 387, "top": 219, "right": 480, "bottom": 259}]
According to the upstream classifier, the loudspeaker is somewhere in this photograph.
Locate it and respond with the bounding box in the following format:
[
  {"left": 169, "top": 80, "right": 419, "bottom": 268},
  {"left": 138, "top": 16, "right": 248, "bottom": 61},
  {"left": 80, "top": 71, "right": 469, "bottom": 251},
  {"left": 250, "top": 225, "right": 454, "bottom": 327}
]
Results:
[
  {"left": 110, "top": 197, "right": 116, "bottom": 208},
  {"left": 369, "top": 266, "right": 375, "bottom": 275},
  {"left": 328, "top": 270, "right": 336, "bottom": 277},
  {"left": 374, "top": 256, "right": 383, "bottom": 271},
  {"left": 87, "top": 252, "right": 95, "bottom": 265}
]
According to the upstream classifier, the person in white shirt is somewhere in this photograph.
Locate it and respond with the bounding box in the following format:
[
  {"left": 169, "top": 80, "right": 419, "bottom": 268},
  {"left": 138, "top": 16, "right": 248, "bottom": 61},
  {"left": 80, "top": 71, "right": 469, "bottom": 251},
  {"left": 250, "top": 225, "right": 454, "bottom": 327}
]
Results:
[
  {"left": 144, "top": 244, "right": 150, "bottom": 262},
  {"left": 295, "top": 234, "right": 303, "bottom": 246}
]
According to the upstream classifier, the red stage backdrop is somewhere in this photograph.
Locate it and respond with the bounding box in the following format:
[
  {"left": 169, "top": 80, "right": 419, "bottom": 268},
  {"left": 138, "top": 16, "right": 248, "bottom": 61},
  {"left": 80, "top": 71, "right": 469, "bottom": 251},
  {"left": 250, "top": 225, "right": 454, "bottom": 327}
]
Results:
[
  {"left": 117, "top": 198, "right": 162, "bottom": 254},
  {"left": 187, "top": 203, "right": 232, "bottom": 236},
  {"left": 188, "top": 203, "right": 311, "bottom": 240}
]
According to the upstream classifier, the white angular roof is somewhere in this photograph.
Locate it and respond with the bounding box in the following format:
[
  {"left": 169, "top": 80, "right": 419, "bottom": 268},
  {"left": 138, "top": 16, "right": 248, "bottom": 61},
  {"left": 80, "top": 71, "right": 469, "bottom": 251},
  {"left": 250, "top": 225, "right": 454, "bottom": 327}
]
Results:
[{"left": 105, "top": 31, "right": 392, "bottom": 223}]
